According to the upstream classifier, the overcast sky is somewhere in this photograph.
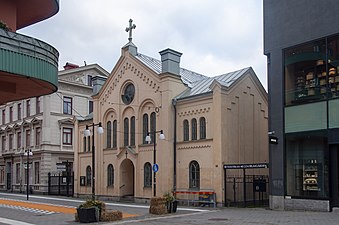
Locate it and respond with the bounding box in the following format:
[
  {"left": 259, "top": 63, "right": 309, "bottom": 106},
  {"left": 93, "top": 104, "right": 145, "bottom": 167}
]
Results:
[{"left": 20, "top": 0, "right": 267, "bottom": 88}]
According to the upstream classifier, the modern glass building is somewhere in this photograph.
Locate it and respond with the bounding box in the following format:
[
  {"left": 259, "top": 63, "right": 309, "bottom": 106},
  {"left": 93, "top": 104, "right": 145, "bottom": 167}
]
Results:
[{"left": 264, "top": 0, "right": 339, "bottom": 211}]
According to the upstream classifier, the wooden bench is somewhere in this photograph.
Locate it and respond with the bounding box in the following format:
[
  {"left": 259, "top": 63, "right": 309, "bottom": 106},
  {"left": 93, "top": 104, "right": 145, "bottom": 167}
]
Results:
[{"left": 174, "top": 190, "right": 216, "bottom": 208}]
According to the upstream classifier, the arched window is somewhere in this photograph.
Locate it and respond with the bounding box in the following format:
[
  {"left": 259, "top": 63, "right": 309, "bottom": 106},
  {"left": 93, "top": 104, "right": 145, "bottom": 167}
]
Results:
[
  {"left": 83, "top": 137, "right": 86, "bottom": 152},
  {"left": 130, "top": 116, "right": 135, "bottom": 146},
  {"left": 87, "top": 136, "right": 91, "bottom": 152},
  {"left": 106, "top": 121, "right": 112, "bottom": 148},
  {"left": 142, "top": 114, "right": 148, "bottom": 144},
  {"left": 183, "top": 119, "right": 189, "bottom": 141},
  {"left": 144, "top": 162, "right": 152, "bottom": 187},
  {"left": 113, "top": 120, "right": 117, "bottom": 148},
  {"left": 189, "top": 161, "right": 200, "bottom": 189},
  {"left": 86, "top": 165, "right": 91, "bottom": 186},
  {"left": 150, "top": 112, "right": 156, "bottom": 144},
  {"left": 124, "top": 117, "right": 129, "bottom": 146},
  {"left": 191, "top": 118, "right": 197, "bottom": 140},
  {"left": 200, "top": 117, "right": 206, "bottom": 139},
  {"left": 107, "top": 164, "right": 114, "bottom": 187}
]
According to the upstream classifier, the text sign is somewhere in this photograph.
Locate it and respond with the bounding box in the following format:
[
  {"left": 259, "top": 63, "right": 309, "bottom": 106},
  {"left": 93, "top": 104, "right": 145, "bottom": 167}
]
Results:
[
  {"left": 153, "top": 164, "right": 159, "bottom": 173},
  {"left": 223, "top": 163, "right": 269, "bottom": 169},
  {"left": 269, "top": 136, "right": 278, "bottom": 144}
]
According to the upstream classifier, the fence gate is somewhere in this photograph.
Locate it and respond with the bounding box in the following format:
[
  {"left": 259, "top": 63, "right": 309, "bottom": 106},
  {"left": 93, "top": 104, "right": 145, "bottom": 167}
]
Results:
[
  {"left": 224, "top": 163, "right": 269, "bottom": 207},
  {"left": 48, "top": 172, "right": 74, "bottom": 197}
]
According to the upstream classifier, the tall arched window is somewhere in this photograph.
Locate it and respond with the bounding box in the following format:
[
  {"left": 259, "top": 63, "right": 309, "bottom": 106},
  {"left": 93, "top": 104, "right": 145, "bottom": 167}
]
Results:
[
  {"left": 106, "top": 121, "right": 112, "bottom": 148},
  {"left": 87, "top": 136, "right": 91, "bottom": 152},
  {"left": 107, "top": 164, "right": 114, "bottom": 187},
  {"left": 189, "top": 161, "right": 200, "bottom": 189},
  {"left": 113, "top": 120, "right": 117, "bottom": 148},
  {"left": 130, "top": 116, "right": 135, "bottom": 146},
  {"left": 86, "top": 165, "right": 91, "bottom": 186},
  {"left": 142, "top": 114, "right": 148, "bottom": 144},
  {"left": 124, "top": 117, "right": 129, "bottom": 146},
  {"left": 150, "top": 112, "right": 156, "bottom": 144},
  {"left": 144, "top": 162, "right": 152, "bottom": 187},
  {"left": 200, "top": 117, "right": 206, "bottom": 139},
  {"left": 83, "top": 137, "right": 86, "bottom": 152},
  {"left": 183, "top": 119, "right": 189, "bottom": 141},
  {"left": 191, "top": 118, "right": 197, "bottom": 140}
]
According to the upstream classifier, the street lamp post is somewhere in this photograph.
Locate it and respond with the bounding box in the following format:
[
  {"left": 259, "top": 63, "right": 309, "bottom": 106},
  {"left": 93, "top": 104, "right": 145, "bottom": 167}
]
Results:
[
  {"left": 84, "top": 122, "right": 104, "bottom": 201},
  {"left": 24, "top": 149, "right": 33, "bottom": 200},
  {"left": 145, "top": 130, "right": 165, "bottom": 197}
]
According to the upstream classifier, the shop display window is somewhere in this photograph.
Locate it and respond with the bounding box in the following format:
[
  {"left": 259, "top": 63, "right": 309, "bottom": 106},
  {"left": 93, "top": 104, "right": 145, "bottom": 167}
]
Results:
[
  {"left": 285, "top": 132, "right": 329, "bottom": 198},
  {"left": 284, "top": 34, "right": 339, "bottom": 106}
]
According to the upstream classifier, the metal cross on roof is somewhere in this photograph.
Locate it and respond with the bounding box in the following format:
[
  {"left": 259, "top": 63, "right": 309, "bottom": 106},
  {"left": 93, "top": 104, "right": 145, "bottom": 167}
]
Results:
[{"left": 125, "top": 19, "right": 136, "bottom": 42}]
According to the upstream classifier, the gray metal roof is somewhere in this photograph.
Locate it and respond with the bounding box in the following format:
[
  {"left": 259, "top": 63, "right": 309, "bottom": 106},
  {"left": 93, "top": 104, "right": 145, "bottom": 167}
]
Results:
[
  {"left": 135, "top": 53, "right": 207, "bottom": 87},
  {"left": 176, "top": 67, "right": 251, "bottom": 99},
  {"left": 134, "top": 53, "right": 251, "bottom": 100}
]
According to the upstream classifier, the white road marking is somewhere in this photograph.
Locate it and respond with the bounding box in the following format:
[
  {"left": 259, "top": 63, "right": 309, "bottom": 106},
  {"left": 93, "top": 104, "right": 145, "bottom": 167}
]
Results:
[{"left": 0, "top": 217, "right": 35, "bottom": 225}]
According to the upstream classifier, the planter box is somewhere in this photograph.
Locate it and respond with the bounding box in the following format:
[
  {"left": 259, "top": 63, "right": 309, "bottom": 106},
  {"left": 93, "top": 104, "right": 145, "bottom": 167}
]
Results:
[{"left": 77, "top": 207, "right": 99, "bottom": 223}]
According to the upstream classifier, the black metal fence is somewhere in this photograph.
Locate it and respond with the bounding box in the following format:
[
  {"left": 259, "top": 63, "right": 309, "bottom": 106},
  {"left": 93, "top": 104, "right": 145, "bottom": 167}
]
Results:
[
  {"left": 48, "top": 172, "right": 74, "bottom": 197},
  {"left": 225, "top": 175, "right": 269, "bottom": 207}
]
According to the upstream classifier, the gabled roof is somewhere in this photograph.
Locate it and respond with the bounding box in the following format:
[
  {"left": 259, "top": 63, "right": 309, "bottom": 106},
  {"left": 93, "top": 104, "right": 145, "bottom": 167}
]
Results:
[
  {"left": 135, "top": 53, "right": 207, "bottom": 88},
  {"left": 175, "top": 67, "right": 251, "bottom": 99}
]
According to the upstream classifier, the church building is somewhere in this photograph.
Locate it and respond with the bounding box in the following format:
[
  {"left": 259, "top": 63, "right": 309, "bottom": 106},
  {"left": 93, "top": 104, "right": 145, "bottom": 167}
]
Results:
[{"left": 74, "top": 20, "right": 268, "bottom": 206}]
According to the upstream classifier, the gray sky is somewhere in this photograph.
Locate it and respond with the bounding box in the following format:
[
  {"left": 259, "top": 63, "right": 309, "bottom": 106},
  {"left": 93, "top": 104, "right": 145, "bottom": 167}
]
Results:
[{"left": 21, "top": 0, "right": 267, "bottom": 88}]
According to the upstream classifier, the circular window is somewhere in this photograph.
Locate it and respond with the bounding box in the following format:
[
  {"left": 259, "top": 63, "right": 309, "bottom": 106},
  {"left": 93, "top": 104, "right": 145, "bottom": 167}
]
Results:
[{"left": 121, "top": 83, "right": 135, "bottom": 105}]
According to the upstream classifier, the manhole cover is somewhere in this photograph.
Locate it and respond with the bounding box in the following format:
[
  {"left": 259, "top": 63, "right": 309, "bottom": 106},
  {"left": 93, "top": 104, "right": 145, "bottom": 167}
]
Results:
[{"left": 208, "top": 218, "right": 229, "bottom": 221}]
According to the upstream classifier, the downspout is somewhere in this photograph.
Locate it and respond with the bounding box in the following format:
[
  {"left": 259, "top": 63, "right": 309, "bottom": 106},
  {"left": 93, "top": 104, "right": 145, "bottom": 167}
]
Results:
[{"left": 172, "top": 99, "right": 177, "bottom": 195}]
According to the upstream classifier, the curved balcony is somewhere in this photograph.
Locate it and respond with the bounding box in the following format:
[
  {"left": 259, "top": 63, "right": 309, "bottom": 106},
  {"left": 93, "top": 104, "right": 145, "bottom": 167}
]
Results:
[
  {"left": 16, "top": 0, "right": 60, "bottom": 30},
  {"left": 0, "top": 29, "right": 59, "bottom": 104}
]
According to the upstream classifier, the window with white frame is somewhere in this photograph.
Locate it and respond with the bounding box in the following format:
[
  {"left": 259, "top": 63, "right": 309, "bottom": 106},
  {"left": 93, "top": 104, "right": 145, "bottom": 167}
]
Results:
[
  {"left": 35, "top": 127, "right": 41, "bottom": 146},
  {"left": 63, "top": 97, "right": 72, "bottom": 115},
  {"left": 62, "top": 128, "right": 72, "bottom": 145}
]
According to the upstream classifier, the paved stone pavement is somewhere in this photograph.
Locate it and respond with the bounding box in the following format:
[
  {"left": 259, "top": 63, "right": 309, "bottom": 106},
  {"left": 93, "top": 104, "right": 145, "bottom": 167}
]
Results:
[{"left": 103, "top": 207, "right": 339, "bottom": 225}]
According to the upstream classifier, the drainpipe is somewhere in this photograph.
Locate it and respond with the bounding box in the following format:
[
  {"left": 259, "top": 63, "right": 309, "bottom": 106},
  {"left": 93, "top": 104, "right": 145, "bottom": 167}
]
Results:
[{"left": 172, "top": 99, "right": 177, "bottom": 195}]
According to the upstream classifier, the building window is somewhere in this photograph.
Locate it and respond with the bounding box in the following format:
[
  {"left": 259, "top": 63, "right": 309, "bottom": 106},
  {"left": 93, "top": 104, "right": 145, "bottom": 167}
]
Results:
[
  {"left": 16, "top": 163, "right": 20, "bottom": 184},
  {"left": 9, "top": 107, "right": 13, "bottom": 122},
  {"left": 106, "top": 121, "right": 112, "bottom": 148},
  {"left": 9, "top": 134, "right": 13, "bottom": 150},
  {"left": 86, "top": 166, "right": 91, "bottom": 186},
  {"left": 200, "top": 117, "right": 206, "bottom": 139},
  {"left": 17, "top": 103, "right": 21, "bottom": 120},
  {"left": 107, "top": 164, "right": 114, "bottom": 187},
  {"left": 1, "top": 136, "right": 5, "bottom": 151},
  {"left": 189, "top": 160, "right": 200, "bottom": 189},
  {"left": 286, "top": 131, "right": 328, "bottom": 198},
  {"left": 88, "top": 136, "right": 91, "bottom": 152},
  {"left": 17, "top": 132, "right": 21, "bottom": 149},
  {"left": 191, "top": 118, "right": 197, "bottom": 140},
  {"left": 124, "top": 117, "right": 129, "bottom": 146},
  {"left": 130, "top": 116, "right": 135, "bottom": 146},
  {"left": 183, "top": 119, "right": 189, "bottom": 141},
  {"left": 34, "top": 162, "right": 40, "bottom": 184},
  {"left": 83, "top": 137, "right": 86, "bottom": 152},
  {"left": 87, "top": 75, "right": 93, "bottom": 86},
  {"left": 36, "top": 97, "right": 41, "bottom": 114},
  {"left": 62, "top": 128, "right": 72, "bottom": 145},
  {"left": 144, "top": 162, "right": 152, "bottom": 187},
  {"left": 150, "top": 112, "right": 156, "bottom": 144},
  {"left": 63, "top": 97, "right": 72, "bottom": 115},
  {"left": 35, "top": 127, "right": 41, "bottom": 146},
  {"left": 26, "top": 100, "right": 30, "bottom": 117},
  {"left": 284, "top": 35, "right": 339, "bottom": 106},
  {"left": 2, "top": 109, "right": 5, "bottom": 124},
  {"left": 88, "top": 101, "right": 93, "bottom": 114},
  {"left": 26, "top": 130, "right": 31, "bottom": 147},
  {"left": 142, "top": 114, "right": 148, "bottom": 144},
  {"left": 113, "top": 120, "right": 117, "bottom": 148}
]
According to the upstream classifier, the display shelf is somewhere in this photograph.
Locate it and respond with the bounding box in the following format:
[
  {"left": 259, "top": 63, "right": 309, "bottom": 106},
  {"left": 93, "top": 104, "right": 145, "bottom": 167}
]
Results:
[{"left": 303, "top": 162, "right": 320, "bottom": 192}]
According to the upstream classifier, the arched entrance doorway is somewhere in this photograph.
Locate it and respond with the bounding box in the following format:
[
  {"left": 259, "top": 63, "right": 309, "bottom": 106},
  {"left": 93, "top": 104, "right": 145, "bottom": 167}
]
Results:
[{"left": 119, "top": 159, "right": 134, "bottom": 197}]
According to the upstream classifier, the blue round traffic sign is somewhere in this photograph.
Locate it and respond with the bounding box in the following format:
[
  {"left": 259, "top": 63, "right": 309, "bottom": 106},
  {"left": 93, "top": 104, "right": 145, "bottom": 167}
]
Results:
[{"left": 153, "top": 164, "right": 159, "bottom": 172}]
